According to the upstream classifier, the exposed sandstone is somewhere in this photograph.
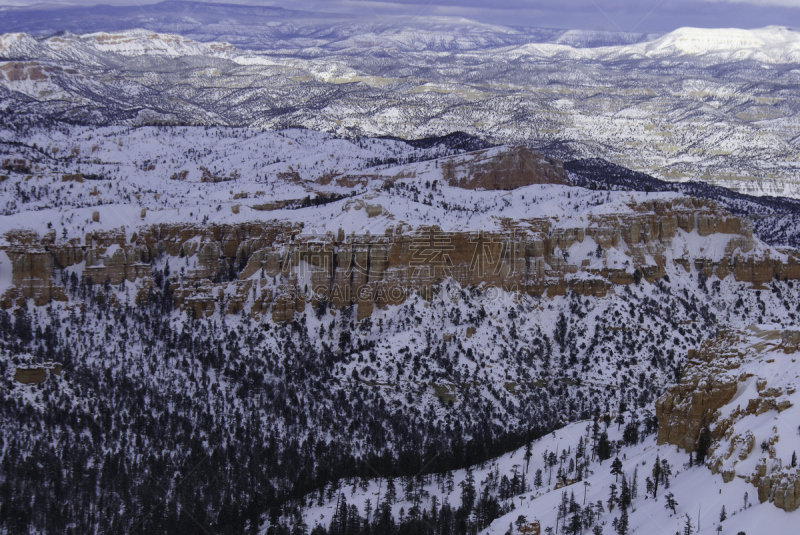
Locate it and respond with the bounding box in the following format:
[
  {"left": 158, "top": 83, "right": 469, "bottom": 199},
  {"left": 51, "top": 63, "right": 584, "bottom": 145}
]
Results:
[
  {"left": 655, "top": 331, "right": 742, "bottom": 451},
  {"left": 13, "top": 363, "right": 62, "bottom": 384},
  {"left": 656, "top": 328, "right": 800, "bottom": 512},
  {"left": 441, "top": 146, "right": 568, "bottom": 190},
  {"left": 1, "top": 197, "right": 798, "bottom": 324}
]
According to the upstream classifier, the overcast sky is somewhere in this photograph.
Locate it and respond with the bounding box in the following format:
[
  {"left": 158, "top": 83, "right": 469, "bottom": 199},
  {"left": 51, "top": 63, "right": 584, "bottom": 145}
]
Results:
[{"left": 1, "top": 0, "right": 798, "bottom": 32}]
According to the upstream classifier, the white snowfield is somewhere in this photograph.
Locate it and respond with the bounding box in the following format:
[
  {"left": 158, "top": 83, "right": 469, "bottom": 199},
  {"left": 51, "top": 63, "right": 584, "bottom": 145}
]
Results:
[
  {"left": 510, "top": 26, "right": 800, "bottom": 64},
  {"left": 0, "top": 125, "right": 780, "bottom": 245}
]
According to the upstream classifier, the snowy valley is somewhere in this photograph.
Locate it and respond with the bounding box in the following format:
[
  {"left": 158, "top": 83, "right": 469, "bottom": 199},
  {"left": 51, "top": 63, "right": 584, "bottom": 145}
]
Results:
[
  {"left": 0, "top": 123, "right": 798, "bottom": 533},
  {"left": 0, "top": 3, "right": 800, "bottom": 535}
]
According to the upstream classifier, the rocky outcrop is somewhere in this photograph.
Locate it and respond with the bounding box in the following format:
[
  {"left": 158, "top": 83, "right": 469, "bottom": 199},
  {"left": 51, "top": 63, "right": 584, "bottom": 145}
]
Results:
[
  {"left": 755, "top": 467, "right": 800, "bottom": 512},
  {"left": 1, "top": 158, "right": 30, "bottom": 174},
  {"left": 655, "top": 331, "right": 743, "bottom": 451},
  {"left": 200, "top": 166, "right": 239, "bottom": 183},
  {"left": 656, "top": 327, "right": 800, "bottom": 512},
  {"left": 13, "top": 363, "right": 62, "bottom": 384},
  {"left": 441, "top": 146, "right": 568, "bottom": 190},
  {"left": 1, "top": 229, "right": 67, "bottom": 307},
  {"left": 1, "top": 198, "right": 799, "bottom": 322},
  {"left": 783, "top": 330, "right": 800, "bottom": 348}
]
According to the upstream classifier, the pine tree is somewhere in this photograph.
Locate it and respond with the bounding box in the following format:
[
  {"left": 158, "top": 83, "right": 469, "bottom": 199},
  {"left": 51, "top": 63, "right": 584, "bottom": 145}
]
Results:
[
  {"left": 619, "top": 474, "right": 631, "bottom": 510},
  {"left": 569, "top": 491, "right": 579, "bottom": 514},
  {"left": 616, "top": 507, "right": 629, "bottom": 535},
  {"left": 651, "top": 455, "right": 662, "bottom": 498},
  {"left": 719, "top": 505, "right": 727, "bottom": 522},
  {"left": 460, "top": 469, "right": 476, "bottom": 512},
  {"left": 569, "top": 510, "right": 582, "bottom": 535},
  {"left": 597, "top": 431, "right": 611, "bottom": 462},
  {"left": 385, "top": 477, "right": 397, "bottom": 505},
  {"left": 696, "top": 426, "right": 712, "bottom": 465},
  {"left": 534, "top": 469, "right": 543, "bottom": 489},
  {"left": 557, "top": 491, "right": 569, "bottom": 533},
  {"left": 611, "top": 457, "right": 623, "bottom": 482},
  {"left": 664, "top": 492, "right": 678, "bottom": 515},
  {"left": 525, "top": 443, "right": 533, "bottom": 471},
  {"left": 608, "top": 484, "right": 618, "bottom": 511},
  {"left": 661, "top": 459, "right": 671, "bottom": 489},
  {"left": 683, "top": 514, "right": 694, "bottom": 535}
]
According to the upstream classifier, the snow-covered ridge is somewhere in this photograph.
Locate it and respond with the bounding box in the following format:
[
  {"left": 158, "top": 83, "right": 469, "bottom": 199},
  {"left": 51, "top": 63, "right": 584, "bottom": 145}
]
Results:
[
  {"left": 79, "top": 29, "right": 236, "bottom": 57},
  {"left": 3, "top": 25, "right": 796, "bottom": 63},
  {"left": 0, "top": 28, "right": 236, "bottom": 60},
  {"left": 510, "top": 25, "right": 800, "bottom": 63},
  {"left": 641, "top": 26, "right": 800, "bottom": 62}
]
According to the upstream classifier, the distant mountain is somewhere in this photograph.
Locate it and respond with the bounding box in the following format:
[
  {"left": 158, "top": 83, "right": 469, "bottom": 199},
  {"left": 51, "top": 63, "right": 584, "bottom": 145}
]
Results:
[
  {"left": 0, "top": 1, "right": 659, "bottom": 52},
  {"left": 2, "top": 22, "right": 798, "bottom": 199},
  {"left": 1, "top": 3, "right": 799, "bottom": 200}
]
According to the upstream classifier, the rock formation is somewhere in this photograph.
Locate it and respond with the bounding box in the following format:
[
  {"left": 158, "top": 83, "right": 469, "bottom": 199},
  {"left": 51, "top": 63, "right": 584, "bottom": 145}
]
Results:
[
  {"left": 656, "top": 326, "right": 800, "bottom": 512},
  {"left": 441, "top": 146, "right": 568, "bottom": 190},
  {"left": 2, "top": 196, "right": 799, "bottom": 323}
]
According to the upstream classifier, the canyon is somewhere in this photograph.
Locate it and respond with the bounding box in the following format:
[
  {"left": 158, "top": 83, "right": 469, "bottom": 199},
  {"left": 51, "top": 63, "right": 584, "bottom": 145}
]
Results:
[{"left": 2, "top": 147, "right": 798, "bottom": 325}]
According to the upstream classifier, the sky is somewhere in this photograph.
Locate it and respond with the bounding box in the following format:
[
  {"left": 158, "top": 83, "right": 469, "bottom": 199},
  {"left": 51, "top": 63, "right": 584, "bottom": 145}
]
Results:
[{"left": 0, "top": 0, "right": 798, "bottom": 32}]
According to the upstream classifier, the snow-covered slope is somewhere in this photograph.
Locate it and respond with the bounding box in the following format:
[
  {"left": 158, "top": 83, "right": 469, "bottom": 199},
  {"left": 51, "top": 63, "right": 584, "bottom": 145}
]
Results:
[
  {"left": 299, "top": 407, "right": 796, "bottom": 534},
  {"left": 293, "top": 325, "right": 800, "bottom": 535},
  {"left": 641, "top": 26, "right": 800, "bottom": 63},
  {"left": 1, "top": 123, "right": 799, "bottom": 534}
]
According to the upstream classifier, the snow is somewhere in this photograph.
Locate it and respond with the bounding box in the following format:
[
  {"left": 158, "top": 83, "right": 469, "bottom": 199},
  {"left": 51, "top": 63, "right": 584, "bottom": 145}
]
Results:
[
  {"left": 294, "top": 413, "right": 799, "bottom": 534},
  {"left": 296, "top": 327, "right": 800, "bottom": 535},
  {"left": 0, "top": 124, "right": 702, "bottom": 241},
  {"left": 1, "top": 12, "right": 800, "bottom": 533},
  {"left": 508, "top": 26, "right": 800, "bottom": 64}
]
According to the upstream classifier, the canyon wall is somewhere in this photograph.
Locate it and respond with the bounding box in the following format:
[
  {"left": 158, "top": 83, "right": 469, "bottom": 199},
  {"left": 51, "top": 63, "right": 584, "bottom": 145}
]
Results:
[
  {"left": 2, "top": 197, "right": 799, "bottom": 322},
  {"left": 656, "top": 328, "right": 800, "bottom": 512}
]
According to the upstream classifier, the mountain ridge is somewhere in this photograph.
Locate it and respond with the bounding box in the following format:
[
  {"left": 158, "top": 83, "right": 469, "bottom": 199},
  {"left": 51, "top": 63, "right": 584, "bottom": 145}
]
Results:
[{"left": 2, "top": 20, "right": 798, "bottom": 199}]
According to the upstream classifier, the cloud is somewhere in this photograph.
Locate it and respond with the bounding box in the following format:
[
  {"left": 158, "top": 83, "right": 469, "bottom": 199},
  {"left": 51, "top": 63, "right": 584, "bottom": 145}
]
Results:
[
  {"left": 282, "top": 0, "right": 800, "bottom": 31},
  {"left": 0, "top": 0, "right": 797, "bottom": 32},
  {"left": 696, "top": 0, "right": 800, "bottom": 5}
]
